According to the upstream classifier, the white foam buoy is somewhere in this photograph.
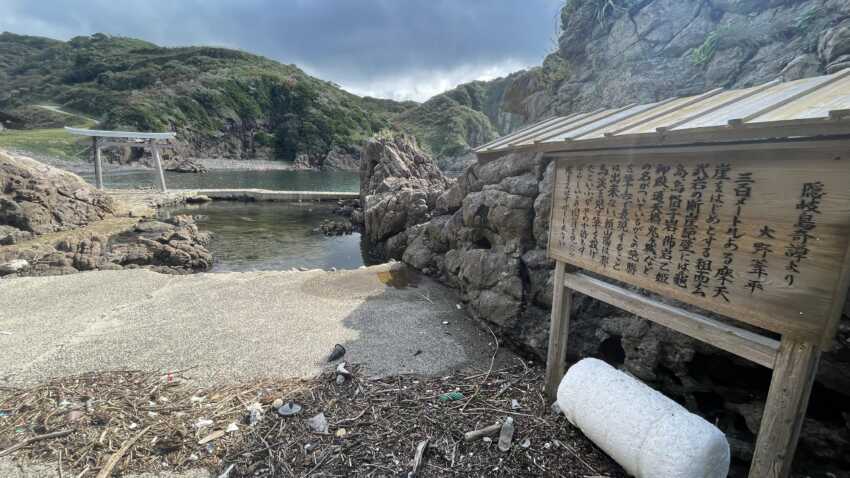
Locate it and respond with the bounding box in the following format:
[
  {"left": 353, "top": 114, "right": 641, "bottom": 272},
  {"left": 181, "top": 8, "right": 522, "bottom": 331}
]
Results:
[{"left": 557, "top": 358, "right": 730, "bottom": 478}]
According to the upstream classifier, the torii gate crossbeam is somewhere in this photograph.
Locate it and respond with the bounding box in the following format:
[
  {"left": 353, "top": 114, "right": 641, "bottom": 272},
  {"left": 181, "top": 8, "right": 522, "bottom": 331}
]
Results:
[{"left": 65, "top": 127, "right": 177, "bottom": 192}]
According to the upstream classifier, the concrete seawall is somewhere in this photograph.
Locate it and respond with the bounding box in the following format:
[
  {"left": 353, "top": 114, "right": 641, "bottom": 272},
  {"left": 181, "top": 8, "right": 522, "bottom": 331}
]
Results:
[{"left": 178, "top": 188, "right": 359, "bottom": 202}]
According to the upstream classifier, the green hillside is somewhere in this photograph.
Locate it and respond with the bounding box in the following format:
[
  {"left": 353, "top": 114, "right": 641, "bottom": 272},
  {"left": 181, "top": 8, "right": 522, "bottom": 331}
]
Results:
[{"left": 0, "top": 32, "right": 413, "bottom": 161}]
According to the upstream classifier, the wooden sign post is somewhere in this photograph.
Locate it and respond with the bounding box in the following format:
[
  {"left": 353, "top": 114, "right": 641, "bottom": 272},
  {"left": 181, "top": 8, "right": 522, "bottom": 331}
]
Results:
[{"left": 544, "top": 141, "right": 850, "bottom": 478}]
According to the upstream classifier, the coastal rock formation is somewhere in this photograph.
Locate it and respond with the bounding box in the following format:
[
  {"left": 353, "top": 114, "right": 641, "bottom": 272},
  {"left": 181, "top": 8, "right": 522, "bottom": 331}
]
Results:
[
  {"left": 0, "top": 150, "right": 114, "bottom": 237},
  {"left": 292, "top": 147, "right": 361, "bottom": 171},
  {"left": 0, "top": 151, "right": 213, "bottom": 278},
  {"left": 396, "top": 149, "right": 850, "bottom": 473},
  {"left": 502, "top": 0, "right": 850, "bottom": 122},
  {"left": 102, "top": 147, "right": 208, "bottom": 173},
  {"left": 110, "top": 215, "right": 213, "bottom": 273},
  {"left": 360, "top": 135, "right": 453, "bottom": 260},
  {"left": 1, "top": 215, "right": 213, "bottom": 278}
]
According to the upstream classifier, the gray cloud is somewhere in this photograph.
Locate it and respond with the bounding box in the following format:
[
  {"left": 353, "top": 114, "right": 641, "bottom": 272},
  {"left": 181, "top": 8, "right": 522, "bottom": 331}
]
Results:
[{"left": 1, "top": 0, "right": 563, "bottom": 100}]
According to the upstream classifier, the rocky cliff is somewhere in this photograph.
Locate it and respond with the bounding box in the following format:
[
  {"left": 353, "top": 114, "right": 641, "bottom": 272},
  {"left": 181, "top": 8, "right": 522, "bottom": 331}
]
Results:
[
  {"left": 359, "top": 134, "right": 453, "bottom": 260},
  {"left": 385, "top": 1, "right": 850, "bottom": 475},
  {"left": 426, "top": 0, "right": 850, "bottom": 172},
  {"left": 502, "top": 0, "right": 850, "bottom": 121}
]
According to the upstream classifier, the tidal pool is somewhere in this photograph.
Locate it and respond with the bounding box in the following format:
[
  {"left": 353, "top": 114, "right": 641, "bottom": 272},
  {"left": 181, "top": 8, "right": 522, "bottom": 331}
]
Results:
[{"left": 163, "top": 201, "right": 368, "bottom": 272}]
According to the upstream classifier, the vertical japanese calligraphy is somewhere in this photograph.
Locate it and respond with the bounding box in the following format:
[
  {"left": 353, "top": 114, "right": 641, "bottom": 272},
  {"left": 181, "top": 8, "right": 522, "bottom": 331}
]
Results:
[{"left": 548, "top": 146, "right": 850, "bottom": 341}]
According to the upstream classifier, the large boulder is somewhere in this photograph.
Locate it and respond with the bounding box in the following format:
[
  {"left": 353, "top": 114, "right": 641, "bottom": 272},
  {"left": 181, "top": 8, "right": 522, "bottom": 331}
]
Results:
[
  {"left": 0, "top": 150, "right": 114, "bottom": 237},
  {"left": 360, "top": 134, "right": 453, "bottom": 260}
]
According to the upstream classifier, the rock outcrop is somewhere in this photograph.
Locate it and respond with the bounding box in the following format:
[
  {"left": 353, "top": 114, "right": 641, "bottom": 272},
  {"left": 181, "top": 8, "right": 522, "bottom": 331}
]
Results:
[
  {"left": 396, "top": 148, "right": 850, "bottom": 474},
  {"left": 425, "top": 0, "right": 850, "bottom": 173},
  {"left": 292, "top": 147, "right": 361, "bottom": 171},
  {"left": 0, "top": 150, "right": 115, "bottom": 238},
  {"left": 0, "top": 150, "right": 213, "bottom": 277},
  {"left": 1, "top": 215, "right": 213, "bottom": 278},
  {"left": 360, "top": 135, "right": 453, "bottom": 260},
  {"left": 501, "top": 0, "right": 850, "bottom": 122}
]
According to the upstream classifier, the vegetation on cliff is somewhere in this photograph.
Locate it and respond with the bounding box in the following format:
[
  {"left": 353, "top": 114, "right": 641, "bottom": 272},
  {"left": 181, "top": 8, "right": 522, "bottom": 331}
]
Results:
[{"left": 0, "top": 32, "right": 412, "bottom": 161}]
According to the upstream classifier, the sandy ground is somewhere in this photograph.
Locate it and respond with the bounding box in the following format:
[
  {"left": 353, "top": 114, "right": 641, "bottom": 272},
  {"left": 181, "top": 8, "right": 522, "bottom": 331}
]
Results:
[
  {"left": 0, "top": 263, "right": 515, "bottom": 476},
  {"left": 0, "top": 264, "right": 509, "bottom": 387}
]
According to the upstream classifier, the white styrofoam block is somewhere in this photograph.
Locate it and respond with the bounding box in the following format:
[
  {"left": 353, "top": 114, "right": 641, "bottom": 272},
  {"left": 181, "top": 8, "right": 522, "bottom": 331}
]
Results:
[{"left": 557, "top": 358, "right": 730, "bottom": 478}]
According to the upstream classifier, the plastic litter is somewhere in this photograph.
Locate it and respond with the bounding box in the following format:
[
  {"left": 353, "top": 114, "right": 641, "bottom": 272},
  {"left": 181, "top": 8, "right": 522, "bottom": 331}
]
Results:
[
  {"left": 438, "top": 391, "right": 464, "bottom": 402},
  {"left": 327, "top": 344, "right": 346, "bottom": 362},
  {"left": 193, "top": 418, "right": 213, "bottom": 429},
  {"left": 306, "top": 413, "right": 329, "bottom": 434},
  {"left": 277, "top": 401, "right": 302, "bottom": 417},
  {"left": 511, "top": 399, "right": 521, "bottom": 410},
  {"left": 246, "top": 402, "right": 264, "bottom": 425},
  {"left": 498, "top": 417, "right": 514, "bottom": 452},
  {"left": 557, "top": 358, "right": 730, "bottom": 478}
]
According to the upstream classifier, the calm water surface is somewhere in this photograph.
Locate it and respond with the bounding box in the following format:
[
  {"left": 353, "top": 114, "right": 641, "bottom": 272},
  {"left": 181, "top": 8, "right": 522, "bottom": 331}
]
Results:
[
  {"left": 92, "top": 168, "right": 367, "bottom": 271},
  {"left": 163, "top": 201, "right": 366, "bottom": 272},
  {"left": 84, "top": 168, "right": 360, "bottom": 192}
]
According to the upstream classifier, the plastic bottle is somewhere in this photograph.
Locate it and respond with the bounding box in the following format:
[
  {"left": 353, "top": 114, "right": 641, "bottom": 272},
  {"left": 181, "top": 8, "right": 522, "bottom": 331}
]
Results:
[{"left": 498, "top": 417, "right": 515, "bottom": 452}]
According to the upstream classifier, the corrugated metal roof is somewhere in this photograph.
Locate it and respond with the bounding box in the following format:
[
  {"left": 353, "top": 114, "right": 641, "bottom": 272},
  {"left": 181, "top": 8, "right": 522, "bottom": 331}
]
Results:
[{"left": 475, "top": 69, "right": 850, "bottom": 157}]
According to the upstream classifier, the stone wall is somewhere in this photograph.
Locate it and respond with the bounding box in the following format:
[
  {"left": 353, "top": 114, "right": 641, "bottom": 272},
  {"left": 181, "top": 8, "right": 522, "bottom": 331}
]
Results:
[{"left": 399, "top": 150, "right": 850, "bottom": 475}]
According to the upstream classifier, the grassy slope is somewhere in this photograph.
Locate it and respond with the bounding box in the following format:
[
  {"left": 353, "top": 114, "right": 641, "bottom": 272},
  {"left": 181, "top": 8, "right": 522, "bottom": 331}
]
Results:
[
  {"left": 0, "top": 105, "right": 96, "bottom": 161},
  {"left": 0, "top": 32, "right": 412, "bottom": 161},
  {"left": 0, "top": 31, "right": 543, "bottom": 168}
]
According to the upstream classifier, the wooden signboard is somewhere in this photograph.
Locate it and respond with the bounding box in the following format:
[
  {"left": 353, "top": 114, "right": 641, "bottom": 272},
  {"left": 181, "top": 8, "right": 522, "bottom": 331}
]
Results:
[{"left": 543, "top": 141, "right": 850, "bottom": 478}]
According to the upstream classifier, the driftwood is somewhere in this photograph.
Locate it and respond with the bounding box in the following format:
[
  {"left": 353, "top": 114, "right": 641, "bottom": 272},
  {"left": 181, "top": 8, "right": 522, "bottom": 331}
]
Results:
[
  {"left": 95, "top": 425, "right": 151, "bottom": 478},
  {"left": 0, "top": 429, "right": 74, "bottom": 458},
  {"left": 463, "top": 422, "right": 502, "bottom": 442},
  {"left": 408, "top": 438, "right": 429, "bottom": 477}
]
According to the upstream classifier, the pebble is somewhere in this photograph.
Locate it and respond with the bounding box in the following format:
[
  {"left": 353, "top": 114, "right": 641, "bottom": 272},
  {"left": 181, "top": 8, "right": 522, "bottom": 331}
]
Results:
[{"left": 272, "top": 398, "right": 284, "bottom": 409}]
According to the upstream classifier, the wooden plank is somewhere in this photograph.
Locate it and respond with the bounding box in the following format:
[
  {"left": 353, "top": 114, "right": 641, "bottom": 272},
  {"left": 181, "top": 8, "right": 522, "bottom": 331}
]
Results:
[
  {"left": 727, "top": 71, "right": 850, "bottom": 127},
  {"left": 475, "top": 116, "right": 565, "bottom": 152},
  {"left": 603, "top": 89, "right": 724, "bottom": 137},
  {"left": 562, "top": 272, "right": 780, "bottom": 368},
  {"left": 92, "top": 137, "right": 103, "bottom": 190},
  {"left": 658, "top": 80, "right": 781, "bottom": 132},
  {"left": 749, "top": 338, "right": 821, "bottom": 478},
  {"left": 533, "top": 106, "right": 635, "bottom": 144},
  {"left": 546, "top": 102, "right": 668, "bottom": 142},
  {"left": 547, "top": 143, "right": 850, "bottom": 341},
  {"left": 151, "top": 146, "right": 168, "bottom": 193},
  {"left": 821, "top": 215, "right": 850, "bottom": 348},
  {"left": 544, "top": 261, "right": 573, "bottom": 402},
  {"left": 750, "top": 69, "right": 850, "bottom": 123},
  {"left": 505, "top": 111, "right": 598, "bottom": 148},
  {"left": 481, "top": 115, "right": 575, "bottom": 152}
]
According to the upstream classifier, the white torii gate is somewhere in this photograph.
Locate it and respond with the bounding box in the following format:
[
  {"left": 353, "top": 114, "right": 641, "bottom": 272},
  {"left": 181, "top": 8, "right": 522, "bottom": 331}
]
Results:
[{"left": 65, "top": 127, "right": 177, "bottom": 192}]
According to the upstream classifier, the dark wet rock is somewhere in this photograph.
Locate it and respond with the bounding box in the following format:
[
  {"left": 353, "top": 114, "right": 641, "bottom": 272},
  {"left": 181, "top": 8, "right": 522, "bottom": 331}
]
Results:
[
  {"left": 185, "top": 195, "right": 213, "bottom": 204},
  {"left": 317, "top": 219, "right": 353, "bottom": 236},
  {"left": 360, "top": 134, "right": 453, "bottom": 260},
  {"left": 166, "top": 158, "right": 208, "bottom": 174},
  {"left": 109, "top": 215, "right": 212, "bottom": 273},
  {"left": 291, "top": 146, "right": 360, "bottom": 171}
]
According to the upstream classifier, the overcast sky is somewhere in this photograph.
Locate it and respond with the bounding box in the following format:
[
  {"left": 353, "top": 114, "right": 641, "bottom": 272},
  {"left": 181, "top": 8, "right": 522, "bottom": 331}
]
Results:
[{"left": 1, "top": 0, "right": 564, "bottom": 101}]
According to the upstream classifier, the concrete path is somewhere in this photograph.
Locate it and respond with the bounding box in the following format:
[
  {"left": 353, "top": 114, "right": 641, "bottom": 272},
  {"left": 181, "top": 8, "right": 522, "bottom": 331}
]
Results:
[{"left": 0, "top": 264, "right": 506, "bottom": 386}]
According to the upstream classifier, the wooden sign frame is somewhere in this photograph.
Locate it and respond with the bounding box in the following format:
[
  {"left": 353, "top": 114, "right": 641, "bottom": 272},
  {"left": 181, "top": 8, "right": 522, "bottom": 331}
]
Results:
[{"left": 543, "top": 140, "right": 850, "bottom": 478}]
